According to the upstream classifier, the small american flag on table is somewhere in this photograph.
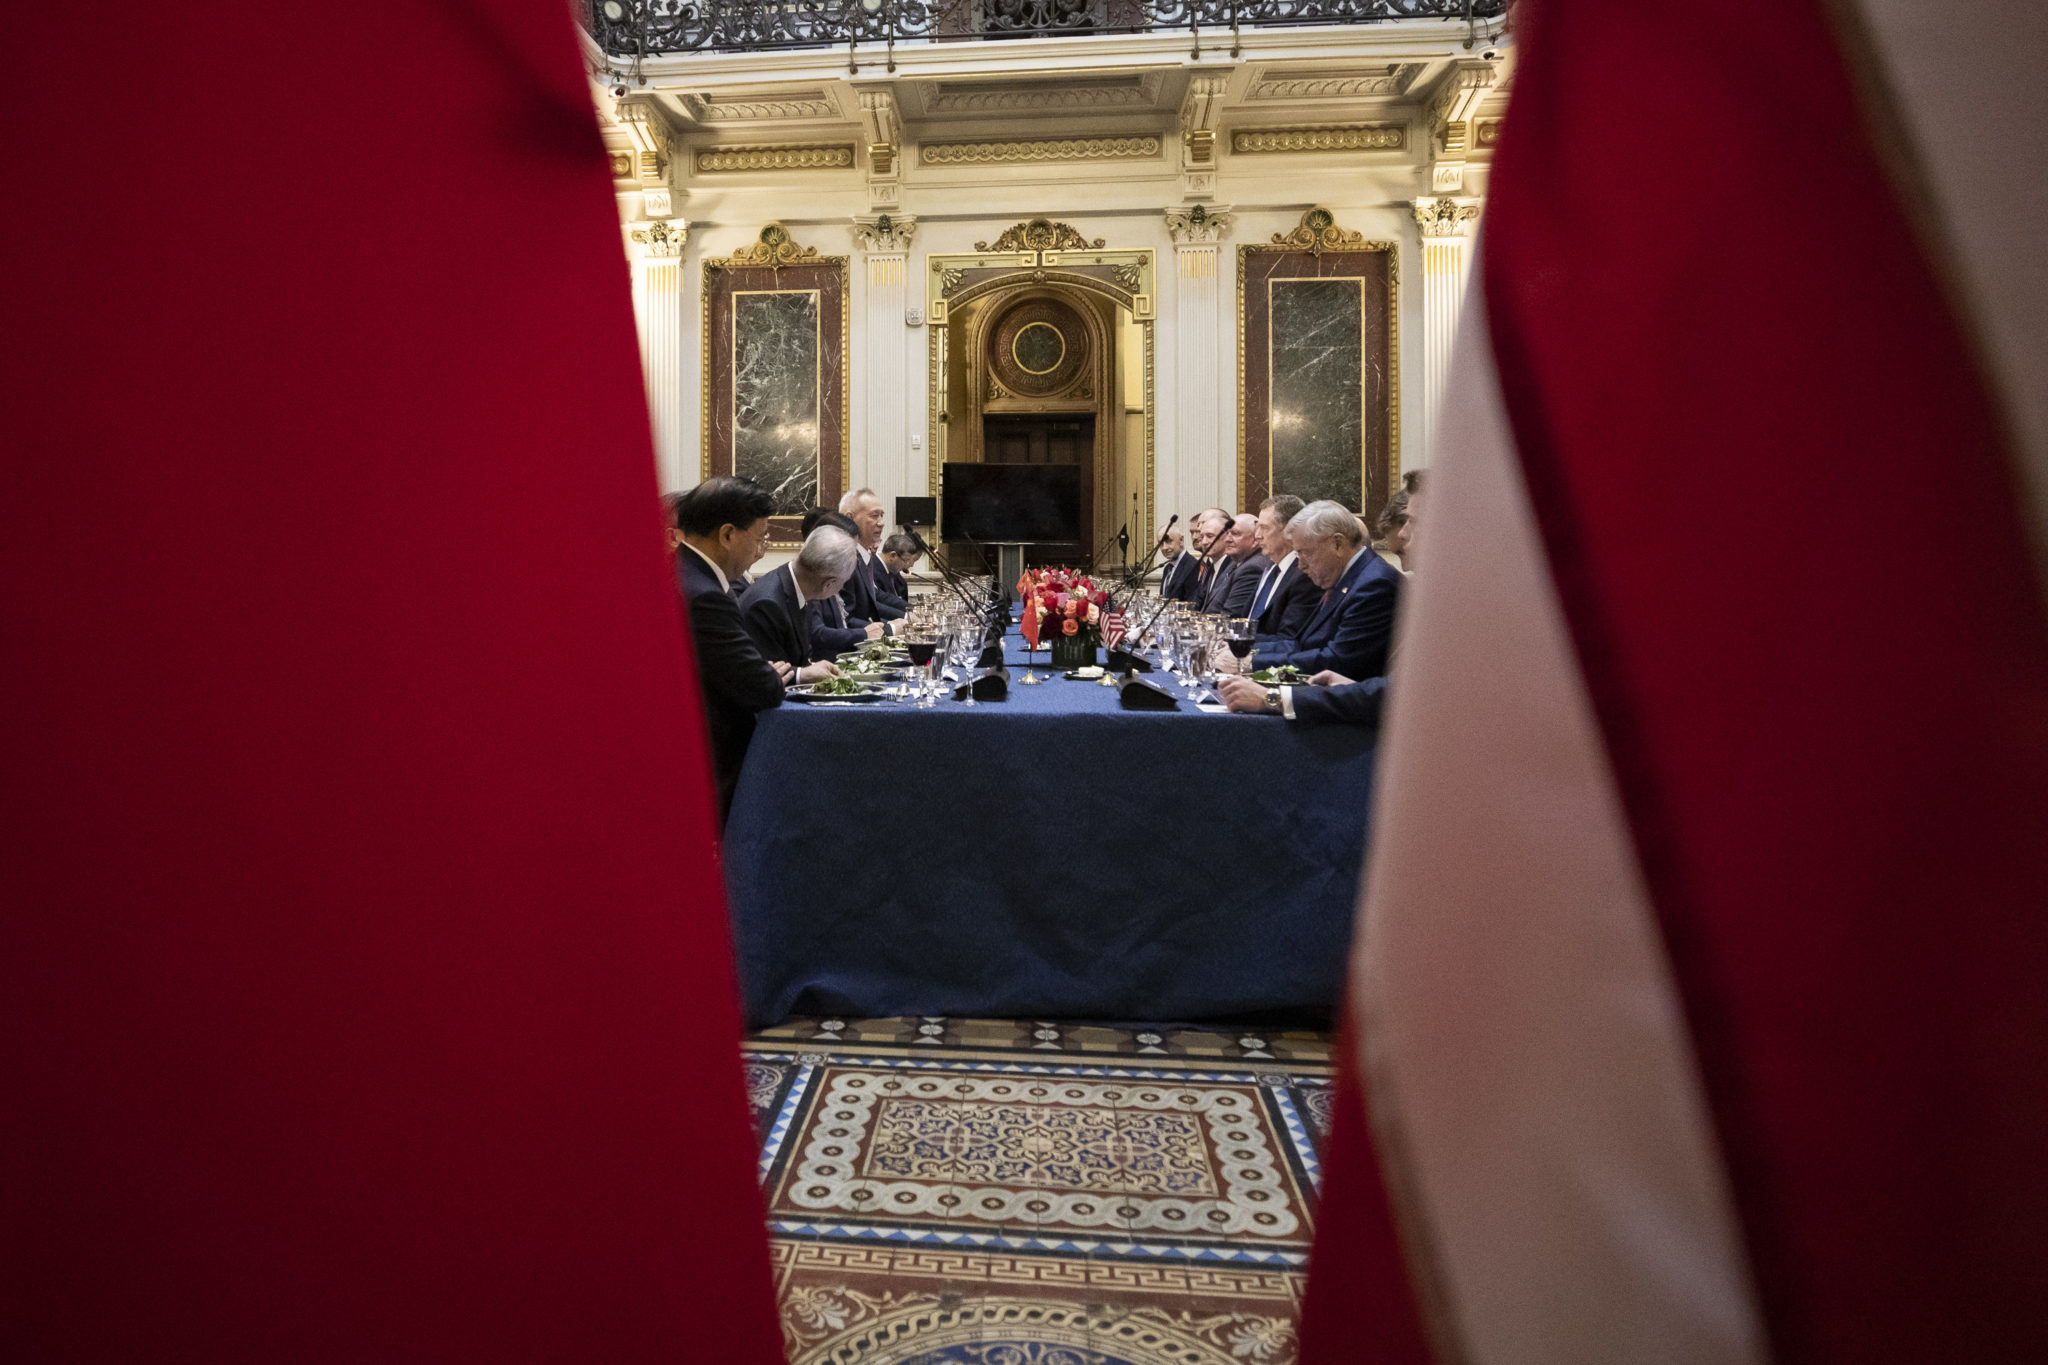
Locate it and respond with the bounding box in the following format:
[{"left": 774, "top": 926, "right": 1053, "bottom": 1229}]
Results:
[{"left": 1102, "top": 610, "right": 1126, "bottom": 650}]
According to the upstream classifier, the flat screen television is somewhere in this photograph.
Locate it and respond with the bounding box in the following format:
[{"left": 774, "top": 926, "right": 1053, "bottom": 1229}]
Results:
[{"left": 940, "top": 462, "right": 1081, "bottom": 544}]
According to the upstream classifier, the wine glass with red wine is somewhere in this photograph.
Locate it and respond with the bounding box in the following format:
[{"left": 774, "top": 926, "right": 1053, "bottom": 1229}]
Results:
[
  {"left": 1226, "top": 617, "right": 1257, "bottom": 669},
  {"left": 903, "top": 633, "right": 940, "bottom": 707}
]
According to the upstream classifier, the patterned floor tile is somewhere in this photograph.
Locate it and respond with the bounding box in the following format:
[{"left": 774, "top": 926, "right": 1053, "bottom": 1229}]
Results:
[{"left": 748, "top": 1017, "right": 1332, "bottom": 1365}]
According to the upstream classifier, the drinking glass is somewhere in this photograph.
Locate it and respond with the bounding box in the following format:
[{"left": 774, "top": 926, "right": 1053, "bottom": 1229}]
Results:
[
  {"left": 1225, "top": 616, "right": 1256, "bottom": 675},
  {"left": 903, "top": 632, "right": 940, "bottom": 707}
]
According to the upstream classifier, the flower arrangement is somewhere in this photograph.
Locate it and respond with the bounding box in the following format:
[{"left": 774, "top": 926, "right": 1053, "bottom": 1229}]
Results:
[{"left": 1019, "top": 568, "right": 1125, "bottom": 667}]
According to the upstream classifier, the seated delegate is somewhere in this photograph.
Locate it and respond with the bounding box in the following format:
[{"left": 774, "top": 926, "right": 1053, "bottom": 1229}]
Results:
[
  {"left": 740, "top": 525, "right": 866, "bottom": 673},
  {"left": 1221, "top": 499, "right": 1402, "bottom": 683}
]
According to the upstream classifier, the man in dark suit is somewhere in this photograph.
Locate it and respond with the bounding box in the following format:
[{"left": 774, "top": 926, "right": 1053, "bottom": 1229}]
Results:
[
  {"left": 876, "top": 533, "right": 917, "bottom": 609},
  {"left": 1239, "top": 499, "right": 1402, "bottom": 681},
  {"left": 671, "top": 477, "right": 829, "bottom": 817},
  {"left": 1156, "top": 525, "right": 1196, "bottom": 600},
  {"left": 1218, "top": 488, "right": 1422, "bottom": 726},
  {"left": 740, "top": 525, "right": 865, "bottom": 672},
  {"left": 798, "top": 509, "right": 886, "bottom": 654},
  {"left": 1204, "top": 513, "right": 1261, "bottom": 614},
  {"left": 1168, "top": 508, "right": 1230, "bottom": 604},
  {"left": 838, "top": 488, "right": 906, "bottom": 622},
  {"left": 1228, "top": 494, "right": 1319, "bottom": 635}
]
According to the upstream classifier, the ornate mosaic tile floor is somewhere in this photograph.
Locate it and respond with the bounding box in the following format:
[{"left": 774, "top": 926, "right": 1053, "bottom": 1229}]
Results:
[{"left": 744, "top": 1016, "right": 1335, "bottom": 1365}]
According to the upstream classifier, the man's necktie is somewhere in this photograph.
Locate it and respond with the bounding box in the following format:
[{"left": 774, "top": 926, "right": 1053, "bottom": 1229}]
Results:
[{"left": 1250, "top": 567, "right": 1279, "bottom": 620}]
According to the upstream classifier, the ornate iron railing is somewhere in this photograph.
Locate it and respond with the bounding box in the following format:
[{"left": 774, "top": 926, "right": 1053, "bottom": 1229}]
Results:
[{"left": 582, "top": 0, "right": 1506, "bottom": 59}]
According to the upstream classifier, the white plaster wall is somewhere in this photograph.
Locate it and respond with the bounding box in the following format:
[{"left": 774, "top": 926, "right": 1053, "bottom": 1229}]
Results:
[{"left": 618, "top": 39, "right": 1508, "bottom": 521}]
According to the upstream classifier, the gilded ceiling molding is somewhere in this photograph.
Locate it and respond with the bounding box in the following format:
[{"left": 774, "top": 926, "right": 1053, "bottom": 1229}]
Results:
[
  {"left": 975, "top": 219, "right": 1107, "bottom": 253},
  {"left": 710, "top": 222, "right": 821, "bottom": 269},
  {"left": 695, "top": 144, "right": 855, "bottom": 174},
  {"left": 630, "top": 219, "right": 689, "bottom": 258},
  {"left": 1231, "top": 125, "right": 1405, "bottom": 154},
  {"left": 923, "top": 75, "right": 1160, "bottom": 114},
  {"left": 1476, "top": 119, "right": 1504, "bottom": 148},
  {"left": 681, "top": 91, "right": 836, "bottom": 122},
  {"left": 921, "top": 136, "right": 1161, "bottom": 166},
  {"left": 851, "top": 214, "right": 917, "bottom": 253},
  {"left": 1246, "top": 65, "right": 1424, "bottom": 101},
  {"left": 1268, "top": 207, "right": 1368, "bottom": 257},
  {"left": 1164, "top": 204, "right": 1233, "bottom": 244},
  {"left": 1412, "top": 198, "right": 1482, "bottom": 238}
]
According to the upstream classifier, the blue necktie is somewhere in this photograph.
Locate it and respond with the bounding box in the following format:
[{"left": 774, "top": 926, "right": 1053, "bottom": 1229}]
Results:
[{"left": 1250, "top": 565, "right": 1280, "bottom": 621}]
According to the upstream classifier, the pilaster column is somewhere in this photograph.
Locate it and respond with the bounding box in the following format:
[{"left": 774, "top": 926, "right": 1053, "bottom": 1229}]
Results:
[
  {"left": 1411, "top": 198, "right": 1481, "bottom": 465},
  {"left": 628, "top": 217, "right": 688, "bottom": 489},
  {"left": 1165, "top": 205, "right": 1232, "bottom": 517},
  {"left": 852, "top": 215, "right": 917, "bottom": 503}
]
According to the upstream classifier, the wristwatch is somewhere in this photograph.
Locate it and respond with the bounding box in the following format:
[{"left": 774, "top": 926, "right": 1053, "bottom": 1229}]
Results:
[{"left": 1265, "top": 687, "right": 1283, "bottom": 715}]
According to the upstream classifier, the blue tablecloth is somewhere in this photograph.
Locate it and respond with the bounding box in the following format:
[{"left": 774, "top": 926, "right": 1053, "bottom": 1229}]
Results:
[{"left": 722, "top": 625, "right": 1377, "bottom": 1026}]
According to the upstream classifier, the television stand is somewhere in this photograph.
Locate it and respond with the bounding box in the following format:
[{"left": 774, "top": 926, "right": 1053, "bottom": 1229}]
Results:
[{"left": 995, "top": 543, "right": 1025, "bottom": 594}]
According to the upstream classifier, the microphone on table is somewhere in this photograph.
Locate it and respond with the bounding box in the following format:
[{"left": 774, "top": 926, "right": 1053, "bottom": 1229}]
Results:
[
  {"left": 905, "top": 528, "right": 980, "bottom": 612},
  {"left": 1115, "top": 514, "right": 1178, "bottom": 601}
]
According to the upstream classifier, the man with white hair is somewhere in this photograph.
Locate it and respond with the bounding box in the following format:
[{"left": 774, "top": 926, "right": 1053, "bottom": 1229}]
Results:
[
  {"left": 1224, "top": 498, "right": 1402, "bottom": 682},
  {"left": 738, "top": 525, "right": 863, "bottom": 672},
  {"left": 836, "top": 487, "right": 906, "bottom": 622},
  {"left": 1219, "top": 488, "right": 1422, "bottom": 724},
  {"left": 1205, "top": 512, "right": 1262, "bottom": 614},
  {"left": 1163, "top": 508, "right": 1227, "bottom": 602}
]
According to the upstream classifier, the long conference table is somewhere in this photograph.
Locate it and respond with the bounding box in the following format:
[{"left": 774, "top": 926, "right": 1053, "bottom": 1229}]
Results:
[{"left": 721, "top": 622, "right": 1378, "bottom": 1027}]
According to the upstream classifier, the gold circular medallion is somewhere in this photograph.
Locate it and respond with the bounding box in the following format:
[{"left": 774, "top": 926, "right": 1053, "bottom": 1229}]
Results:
[{"left": 1010, "top": 321, "right": 1066, "bottom": 375}]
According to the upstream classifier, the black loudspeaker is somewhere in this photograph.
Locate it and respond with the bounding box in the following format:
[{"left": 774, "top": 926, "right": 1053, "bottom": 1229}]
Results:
[{"left": 896, "top": 496, "right": 938, "bottom": 527}]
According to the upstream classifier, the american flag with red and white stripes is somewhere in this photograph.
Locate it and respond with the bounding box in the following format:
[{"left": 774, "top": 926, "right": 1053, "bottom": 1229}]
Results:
[
  {"left": 1300, "top": 1, "right": 2048, "bottom": 1361},
  {"left": 1102, "top": 610, "right": 1127, "bottom": 650}
]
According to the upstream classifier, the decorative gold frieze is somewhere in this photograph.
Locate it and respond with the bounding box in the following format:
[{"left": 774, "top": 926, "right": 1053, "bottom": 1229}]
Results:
[
  {"left": 1476, "top": 120, "right": 1504, "bottom": 148},
  {"left": 710, "top": 222, "right": 821, "bottom": 269},
  {"left": 922, "top": 136, "right": 1161, "bottom": 166},
  {"left": 924, "top": 74, "right": 1160, "bottom": 114},
  {"left": 1231, "top": 125, "right": 1405, "bottom": 155},
  {"left": 607, "top": 151, "right": 634, "bottom": 178},
  {"left": 975, "top": 219, "right": 1106, "bottom": 254},
  {"left": 1269, "top": 207, "right": 1368, "bottom": 257},
  {"left": 1247, "top": 65, "right": 1425, "bottom": 101},
  {"left": 681, "top": 91, "right": 836, "bottom": 122},
  {"left": 695, "top": 144, "right": 855, "bottom": 174}
]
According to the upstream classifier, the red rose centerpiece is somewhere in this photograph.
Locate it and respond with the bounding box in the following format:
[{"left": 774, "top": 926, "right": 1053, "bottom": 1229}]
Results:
[{"left": 1020, "top": 568, "right": 1106, "bottom": 670}]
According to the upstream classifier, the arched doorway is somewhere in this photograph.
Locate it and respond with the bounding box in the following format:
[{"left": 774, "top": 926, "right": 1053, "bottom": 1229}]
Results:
[
  {"left": 969, "top": 290, "right": 1107, "bottom": 565},
  {"left": 925, "top": 230, "right": 1156, "bottom": 578}
]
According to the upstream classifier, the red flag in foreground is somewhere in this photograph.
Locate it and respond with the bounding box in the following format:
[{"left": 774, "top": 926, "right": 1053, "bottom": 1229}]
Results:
[
  {"left": 1303, "top": 0, "right": 2048, "bottom": 1361},
  {"left": 1, "top": 3, "right": 780, "bottom": 1359}
]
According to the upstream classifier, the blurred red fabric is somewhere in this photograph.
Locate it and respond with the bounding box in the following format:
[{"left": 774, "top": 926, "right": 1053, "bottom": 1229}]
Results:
[{"left": 1, "top": 3, "right": 782, "bottom": 1358}]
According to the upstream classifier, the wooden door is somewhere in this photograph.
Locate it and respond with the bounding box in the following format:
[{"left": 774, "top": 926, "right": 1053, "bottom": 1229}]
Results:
[{"left": 981, "top": 413, "right": 1094, "bottom": 568}]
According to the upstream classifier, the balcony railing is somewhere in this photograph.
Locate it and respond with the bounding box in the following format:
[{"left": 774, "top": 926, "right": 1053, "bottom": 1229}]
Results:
[{"left": 582, "top": 0, "right": 1507, "bottom": 59}]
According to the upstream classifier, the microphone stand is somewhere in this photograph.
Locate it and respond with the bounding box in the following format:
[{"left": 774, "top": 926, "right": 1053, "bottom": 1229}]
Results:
[
  {"left": 1111, "top": 515, "right": 1178, "bottom": 609},
  {"left": 905, "top": 528, "right": 981, "bottom": 613}
]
